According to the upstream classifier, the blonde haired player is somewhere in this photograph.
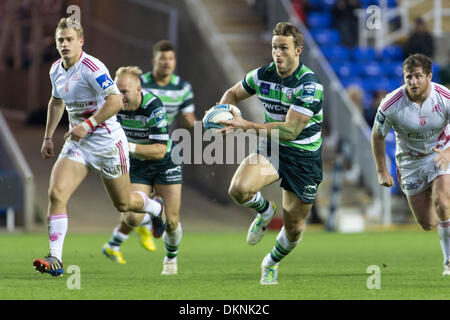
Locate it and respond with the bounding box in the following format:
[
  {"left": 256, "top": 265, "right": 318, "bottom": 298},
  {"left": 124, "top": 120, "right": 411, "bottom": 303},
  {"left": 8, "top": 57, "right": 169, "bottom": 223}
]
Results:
[
  {"left": 102, "top": 66, "right": 182, "bottom": 275},
  {"left": 372, "top": 53, "right": 450, "bottom": 275},
  {"left": 33, "top": 18, "right": 166, "bottom": 277}
]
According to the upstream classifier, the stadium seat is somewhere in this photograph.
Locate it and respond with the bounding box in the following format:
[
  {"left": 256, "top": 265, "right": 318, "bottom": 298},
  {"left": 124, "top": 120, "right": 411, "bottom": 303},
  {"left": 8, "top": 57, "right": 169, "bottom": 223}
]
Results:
[
  {"left": 341, "top": 76, "right": 364, "bottom": 89},
  {"left": 359, "top": 62, "right": 382, "bottom": 77},
  {"left": 321, "top": 45, "right": 350, "bottom": 63},
  {"left": 360, "top": 0, "right": 378, "bottom": 7},
  {"left": 352, "top": 47, "right": 376, "bottom": 62},
  {"left": 432, "top": 63, "right": 440, "bottom": 82},
  {"left": 308, "top": 13, "right": 333, "bottom": 29},
  {"left": 332, "top": 62, "right": 363, "bottom": 78},
  {"left": 387, "top": 78, "right": 402, "bottom": 91},
  {"left": 383, "top": 61, "right": 404, "bottom": 78},
  {"left": 308, "top": 0, "right": 323, "bottom": 11},
  {"left": 371, "top": 77, "right": 391, "bottom": 91},
  {"left": 310, "top": 29, "right": 341, "bottom": 45},
  {"left": 360, "top": 0, "right": 397, "bottom": 8},
  {"left": 308, "top": 0, "right": 336, "bottom": 11},
  {"left": 381, "top": 45, "right": 404, "bottom": 62}
]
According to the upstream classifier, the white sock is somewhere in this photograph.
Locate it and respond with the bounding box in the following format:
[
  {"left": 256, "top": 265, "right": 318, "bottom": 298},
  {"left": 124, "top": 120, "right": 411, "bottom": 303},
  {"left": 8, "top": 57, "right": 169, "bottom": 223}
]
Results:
[
  {"left": 242, "top": 192, "right": 274, "bottom": 220},
  {"left": 135, "top": 191, "right": 161, "bottom": 217},
  {"left": 264, "top": 226, "right": 302, "bottom": 267},
  {"left": 48, "top": 214, "right": 68, "bottom": 262},
  {"left": 163, "top": 223, "right": 182, "bottom": 260},
  {"left": 140, "top": 213, "right": 151, "bottom": 226},
  {"left": 109, "top": 227, "right": 129, "bottom": 251},
  {"left": 261, "top": 201, "right": 275, "bottom": 220},
  {"left": 438, "top": 219, "right": 450, "bottom": 264}
]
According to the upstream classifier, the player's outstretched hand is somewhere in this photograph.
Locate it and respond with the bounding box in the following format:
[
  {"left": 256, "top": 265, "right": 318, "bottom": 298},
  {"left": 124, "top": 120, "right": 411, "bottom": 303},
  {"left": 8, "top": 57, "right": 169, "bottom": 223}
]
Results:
[
  {"left": 217, "top": 108, "right": 247, "bottom": 134},
  {"left": 377, "top": 171, "right": 395, "bottom": 188},
  {"left": 64, "top": 123, "right": 88, "bottom": 142},
  {"left": 41, "top": 139, "right": 54, "bottom": 159},
  {"left": 433, "top": 147, "right": 450, "bottom": 170}
]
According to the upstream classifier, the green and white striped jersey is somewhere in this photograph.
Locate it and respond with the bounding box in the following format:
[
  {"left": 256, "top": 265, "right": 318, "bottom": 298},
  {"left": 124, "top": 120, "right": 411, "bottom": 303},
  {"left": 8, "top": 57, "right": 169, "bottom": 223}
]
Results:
[
  {"left": 242, "top": 62, "right": 324, "bottom": 152},
  {"left": 116, "top": 89, "right": 171, "bottom": 160},
  {"left": 140, "top": 72, "right": 195, "bottom": 126}
]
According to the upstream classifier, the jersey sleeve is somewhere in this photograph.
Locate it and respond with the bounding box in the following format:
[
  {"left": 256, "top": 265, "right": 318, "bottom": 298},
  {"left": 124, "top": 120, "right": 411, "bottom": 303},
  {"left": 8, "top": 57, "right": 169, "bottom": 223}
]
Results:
[
  {"left": 86, "top": 61, "right": 120, "bottom": 98},
  {"left": 147, "top": 97, "right": 169, "bottom": 145},
  {"left": 290, "top": 79, "right": 324, "bottom": 117},
  {"left": 180, "top": 82, "right": 195, "bottom": 113},
  {"left": 241, "top": 68, "right": 258, "bottom": 95},
  {"left": 49, "top": 67, "right": 61, "bottom": 99},
  {"left": 373, "top": 101, "right": 393, "bottom": 137}
]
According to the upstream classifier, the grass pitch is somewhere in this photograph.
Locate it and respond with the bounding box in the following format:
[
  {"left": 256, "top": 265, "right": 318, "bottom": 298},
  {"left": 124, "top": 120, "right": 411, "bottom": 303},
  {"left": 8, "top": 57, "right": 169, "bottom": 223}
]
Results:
[{"left": 1, "top": 230, "right": 449, "bottom": 300}]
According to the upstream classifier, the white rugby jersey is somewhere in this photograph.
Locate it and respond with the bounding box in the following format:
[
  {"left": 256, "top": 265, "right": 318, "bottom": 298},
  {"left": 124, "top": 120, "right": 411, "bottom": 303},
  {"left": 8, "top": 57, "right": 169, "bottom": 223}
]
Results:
[
  {"left": 50, "top": 51, "right": 122, "bottom": 149},
  {"left": 374, "top": 82, "right": 450, "bottom": 166}
]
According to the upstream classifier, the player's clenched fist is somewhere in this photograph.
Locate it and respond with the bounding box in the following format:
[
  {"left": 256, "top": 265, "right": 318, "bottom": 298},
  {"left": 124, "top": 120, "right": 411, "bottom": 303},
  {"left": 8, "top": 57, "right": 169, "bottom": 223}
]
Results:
[
  {"left": 377, "top": 171, "right": 395, "bottom": 188},
  {"left": 41, "top": 138, "right": 54, "bottom": 159}
]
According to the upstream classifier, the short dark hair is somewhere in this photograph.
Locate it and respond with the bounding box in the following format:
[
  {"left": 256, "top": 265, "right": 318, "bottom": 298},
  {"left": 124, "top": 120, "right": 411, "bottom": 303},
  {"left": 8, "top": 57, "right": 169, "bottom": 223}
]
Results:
[
  {"left": 153, "top": 40, "right": 175, "bottom": 57},
  {"left": 272, "top": 22, "right": 303, "bottom": 47},
  {"left": 403, "top": 53, "right": 432, "bottom": 75}
]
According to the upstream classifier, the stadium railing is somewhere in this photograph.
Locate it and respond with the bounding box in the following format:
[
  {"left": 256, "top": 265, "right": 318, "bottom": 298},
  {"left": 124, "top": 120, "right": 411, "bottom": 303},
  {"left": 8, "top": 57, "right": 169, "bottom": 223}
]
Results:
[
  {"left": 273, "top": 0, "right": 392, "bottom": 225},
  {"left": 0, "top": 110, "right": 34, "bottom": 231},
  {"left": 184, "top": 0, "right": 263, "bottom": 123},
  {"left": 356, "top": 0, "right": 450, "bottom": 50}
]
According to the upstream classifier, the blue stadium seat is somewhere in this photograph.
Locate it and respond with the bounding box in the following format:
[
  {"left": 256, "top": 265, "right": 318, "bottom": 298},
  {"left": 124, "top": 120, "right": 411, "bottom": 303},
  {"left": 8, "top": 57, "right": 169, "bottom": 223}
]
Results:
[
  {"left": 383, "top": 61, "right": 404, "bottom": 77},
  {"left": 310, "top": 29, "right": 341, "bottom": 45},
  {"left": 381, "top": 45, "right": 404, "bottom": 62},
  {"left": 387, "top": 0, "right": 398, "bottom": 8},
  {"left": 371, "top": 77, "right": 391, "bottom": 91},
  {"left": 360, "top": 0, "right": 378, "bottom": 7},
  {"left": 359, "top": 62, "right": 382, "bottom": 77},
  {"left": 360, "top": 0, "right": 397, "bottom": 8},
  {"left": 331, "top": 62, "right": 361, "bottom": 78},
  {"left": 432, "top": 63, "right": 440, "bottom": 82},
  {"left": 352, "top": 47, "right": 376, "bottom": 62},
  {"left": 308, "top": 13, "right": 333, "bottom": 29},
  {"left": 321, "top": 45, "right": 350, "bottom": 63},
  {"left": 308, "top": 0, "right": 336, "bottom": 10},
  {"left": 341, "top": 76, "right": 364, "bottom": 89},
  {"left": 321, "top": 0, "right": 337, "bottom": 8},
  {"left": 308, "top": 0, "right": 324, "bottom": 11},
  {"left": 388, "top": 78, "right": 403, "bottom": 91}
]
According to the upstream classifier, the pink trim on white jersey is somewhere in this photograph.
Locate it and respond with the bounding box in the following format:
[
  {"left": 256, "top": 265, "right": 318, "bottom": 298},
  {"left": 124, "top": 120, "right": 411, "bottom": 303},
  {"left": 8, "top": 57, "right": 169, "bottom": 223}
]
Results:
[
  {"left": 435, "top": 86, "right": 450, "bottom": 99},
  {"left": 48, "top": 214, "right": 68, "bottom": 220},
  {"left": 436, "top": 127, "right": 450, "bottom": 149},
  {"left": 100, "top": 123, "right": 111, "bottom": 134},
  {"left": 52, "top": 58, "right": 62, "bottom": 67},
  {"left": 116, "top": 140, "right": 128, "bottom": 175},
  {"left": 82, "top": 59, "right": 99, "bottom": 72},
  {"left": 381, "top": 90, "right": 403, "bottom": 112}
]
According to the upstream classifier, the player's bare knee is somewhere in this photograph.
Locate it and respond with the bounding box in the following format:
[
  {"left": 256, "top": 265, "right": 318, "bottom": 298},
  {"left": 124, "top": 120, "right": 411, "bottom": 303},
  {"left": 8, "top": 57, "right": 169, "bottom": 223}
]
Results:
[
  {"left": 113, "top": 200, "right": 131, "bottom": 213},
  {"left": 48, "top": 185, "right": 66, "bottom": 205},
  {"left": 123, "top": 212, "right": 140, "bottom": 228},
  {"left": 285, "top": 225, "right": 303, "bottom": 241},
  {"left": 434, "top": 196, "right": 450, "bottom": 218},
  {"left": 166, "top": 219, "right": 179, "bottom": 233},
  {"left": 228, "top": 185, "right": 245, "bottom": 203},
  {"left": 284, "top": 219, "right": 304, "bottom": 240},
  {"left": 228, "top": 184, "right": 255, "bottom": 204}
]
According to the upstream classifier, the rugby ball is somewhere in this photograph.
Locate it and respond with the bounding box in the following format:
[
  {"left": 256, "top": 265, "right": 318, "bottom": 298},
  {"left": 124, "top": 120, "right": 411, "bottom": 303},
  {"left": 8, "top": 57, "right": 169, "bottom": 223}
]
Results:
[{"left": 202, "top": 104, "right": 241, "bottom": 133}]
